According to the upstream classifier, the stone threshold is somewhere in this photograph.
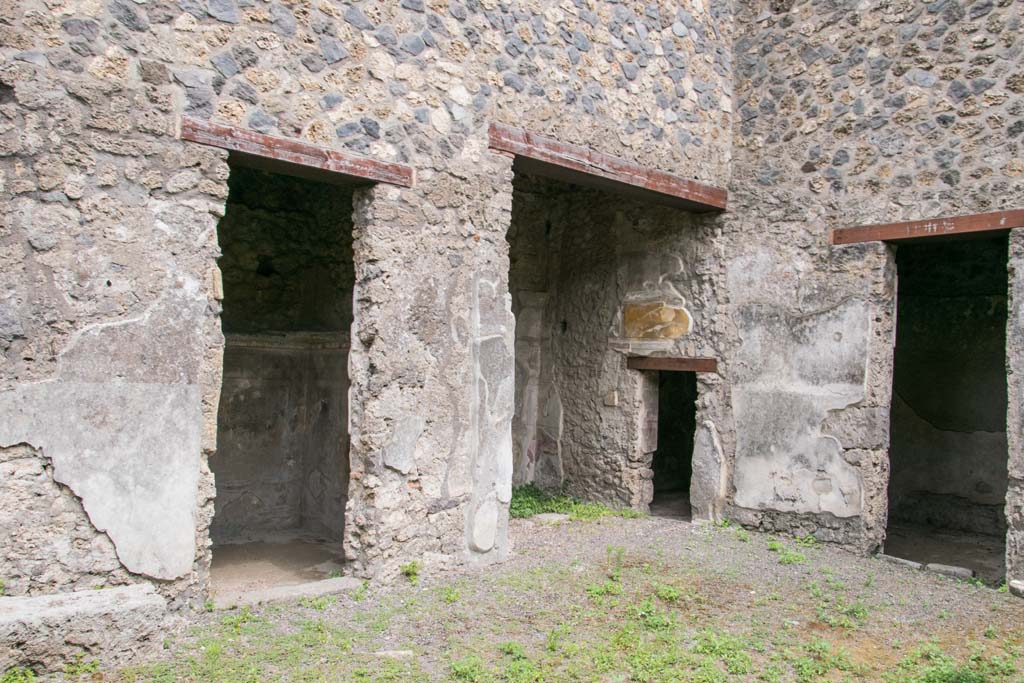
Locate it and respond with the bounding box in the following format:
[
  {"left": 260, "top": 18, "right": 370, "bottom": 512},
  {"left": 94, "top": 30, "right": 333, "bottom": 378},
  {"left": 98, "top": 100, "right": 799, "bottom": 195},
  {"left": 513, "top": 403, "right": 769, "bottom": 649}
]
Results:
[{"left": 212, "top": 576, "right": 363, "bottom": 610}]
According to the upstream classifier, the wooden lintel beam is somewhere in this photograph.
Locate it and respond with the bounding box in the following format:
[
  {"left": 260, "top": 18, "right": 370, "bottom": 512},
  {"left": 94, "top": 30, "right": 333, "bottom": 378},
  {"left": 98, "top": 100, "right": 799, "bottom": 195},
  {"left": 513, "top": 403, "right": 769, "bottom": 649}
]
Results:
[
  {"left": 488, "top": 122, "right": 727, "bottom": 212},
  {"left": 627, "top": 356, "right": 719, "bottom": 374},
  {"left": 180, "top": 117, "right": 414, "bottom": 188},
  {"left": 831, "top": 209, "right": 1024, "bottom": 245}
]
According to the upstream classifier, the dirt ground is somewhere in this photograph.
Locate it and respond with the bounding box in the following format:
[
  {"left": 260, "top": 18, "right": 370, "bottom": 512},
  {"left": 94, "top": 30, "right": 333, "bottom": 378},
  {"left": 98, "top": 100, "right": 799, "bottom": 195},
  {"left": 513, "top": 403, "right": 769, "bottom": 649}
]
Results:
[{"left": 92, "top": 515, "right": 1024, "bottom": 682}]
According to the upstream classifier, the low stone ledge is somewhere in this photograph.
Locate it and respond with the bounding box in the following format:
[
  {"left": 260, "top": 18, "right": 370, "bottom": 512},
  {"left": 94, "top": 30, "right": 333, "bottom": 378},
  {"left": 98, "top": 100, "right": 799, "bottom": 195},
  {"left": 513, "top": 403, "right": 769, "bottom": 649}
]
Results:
[
  {"left": 212, "top": 576, "right": 363, "bottom": 609},
  {"left": 0, "top": 584, "right": 167, "bottom": 675},
  {"left": 924, "top": 563, "right": 975, "bottom": 581},
  {"left": 877, "top": 553, "right": 923, "bottom": 570}
]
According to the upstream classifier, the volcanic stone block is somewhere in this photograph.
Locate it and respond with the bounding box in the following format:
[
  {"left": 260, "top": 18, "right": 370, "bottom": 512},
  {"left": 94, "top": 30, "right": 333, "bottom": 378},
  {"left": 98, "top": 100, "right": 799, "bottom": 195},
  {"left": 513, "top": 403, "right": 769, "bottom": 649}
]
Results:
[{"left": 0, "top": 584, "right": 167, "bottom": 674}]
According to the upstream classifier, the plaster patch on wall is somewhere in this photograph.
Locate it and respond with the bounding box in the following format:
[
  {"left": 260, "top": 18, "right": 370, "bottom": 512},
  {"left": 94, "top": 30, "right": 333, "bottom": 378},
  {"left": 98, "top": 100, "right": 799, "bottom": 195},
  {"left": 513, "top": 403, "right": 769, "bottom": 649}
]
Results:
[
  {"left": 691, "top": 420, "right": 726, "bottom": 520},
  {"left": 0, "top": 381, "right": 201, "bottom": 580},
  {"left": 383, "top": 416, "right": 426, "bottom": 475},
  {"left": 731, "top": 299, "right": 871, "bottom": 518}
]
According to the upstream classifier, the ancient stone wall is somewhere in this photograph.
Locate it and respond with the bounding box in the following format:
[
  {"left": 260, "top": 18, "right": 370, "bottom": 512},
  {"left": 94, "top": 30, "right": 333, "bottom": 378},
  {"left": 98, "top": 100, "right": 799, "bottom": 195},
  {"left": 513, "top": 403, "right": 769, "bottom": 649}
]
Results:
[
  {"left": 0, "top": 24, "right": 228, "bottom": 607},
  {"left": 723, "top": 0, "right": 1024, "bottom": 560},
  {"left": 1, "top": 0, "right": 734, "bottom": 600},
  {"left": 0, "top": 444, "right": 134, "bottom": 596}
]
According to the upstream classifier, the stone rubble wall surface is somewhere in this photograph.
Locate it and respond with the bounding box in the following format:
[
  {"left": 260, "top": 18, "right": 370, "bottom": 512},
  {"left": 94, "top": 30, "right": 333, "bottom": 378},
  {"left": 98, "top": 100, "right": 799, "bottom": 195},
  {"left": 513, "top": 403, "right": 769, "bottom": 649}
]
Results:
[
  {"left": 4, "top": 0, "right": 1024, "bottom": 641},
  {"left": 0, "top": 0, "right": 734, "bottom": 603},
  {"left": 0, "top": 444, "right": 134, "bottom": 597},
  {"left": 0, "top": 29, "right": 228, "bottom": 607},
  {"left": 721, "top": 0, "right": 1024, "bottom": 559}
]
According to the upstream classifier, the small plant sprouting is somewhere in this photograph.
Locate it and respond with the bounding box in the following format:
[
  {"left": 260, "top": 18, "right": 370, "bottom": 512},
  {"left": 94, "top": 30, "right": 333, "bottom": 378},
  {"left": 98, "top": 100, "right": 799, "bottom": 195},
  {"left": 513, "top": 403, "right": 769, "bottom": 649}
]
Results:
[
  {"left": 655, "top": 584, "right": 682, "bottom": 603},
  {"left": 353, "top": 580, "right": 369, "bottom": 601},
  {"left": 441, "top": 586, "right": 460, "bottom": 604},
  {"left": 221, "top": 606, "right": 259, "bottom": 632},
  {"left": 63, "top": 655, "right": 100, "bottom": 676},
  {"left": 779, "top": 550, "right": 807, "bottom": 565},
  {"left": 498, "top": 641, "right": 527, "bottom": 660},
  {"left": 1, "top": 668, "right": 36, "bottom": 683},
  {"left": 606, "top": 545, "right": 625, "bottom": 582},
  {"left": 586, "top": 580, "right": 624, "bottom": 598},
  {"left": 401, "top": 560, "right": 422, "bottom": 585},
  {"left": 735, "top": 528, "right": 751, "bottom": 543},
  {"left": 202, "top": 600, "right": 215, "bottom": 612},
  {"left": 629, "top": 597, "right": 673, "bottom": 630},
  {"left": 299, "top": 595, "right": 335, "bottom": 611},
  {"left": 546, "top": 624, "right": 570, "bottom": 652},
  {"left": 767, "top": 539, "right": 806, "bottom": 565},
  {"left": 796, "top": 534, "right": 819, "bottom": 549},
  {"left": 449, "top": 655, "right": 488, "bottom": 682}
]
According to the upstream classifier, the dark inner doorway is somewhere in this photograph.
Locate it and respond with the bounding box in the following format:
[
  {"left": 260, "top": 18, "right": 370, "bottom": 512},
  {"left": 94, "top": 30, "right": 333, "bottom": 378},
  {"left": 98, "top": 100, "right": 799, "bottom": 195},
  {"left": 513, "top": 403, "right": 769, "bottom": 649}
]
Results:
[
  {"left": 884, "top": 234, "right": 1009, "bottom": 583},
  {"left": 650, "top": 370, "right": 698, "bottom": 520},
  {"left": 210, "top": 166, "right": 354, "bottom": 603}
]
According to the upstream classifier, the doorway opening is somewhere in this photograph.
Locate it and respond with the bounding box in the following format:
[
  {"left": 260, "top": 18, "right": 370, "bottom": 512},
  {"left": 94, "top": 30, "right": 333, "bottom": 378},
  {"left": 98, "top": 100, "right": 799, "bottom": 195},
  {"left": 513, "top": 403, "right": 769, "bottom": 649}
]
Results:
[
  {"left": 210, "top": 165, "right": 354, "bottom": 603},
  {"left": 650, "top": 371, "right": 697, "bottom": 519},
  {"left": 884, "top": 234, "right": 1009, "bottom": 583}
]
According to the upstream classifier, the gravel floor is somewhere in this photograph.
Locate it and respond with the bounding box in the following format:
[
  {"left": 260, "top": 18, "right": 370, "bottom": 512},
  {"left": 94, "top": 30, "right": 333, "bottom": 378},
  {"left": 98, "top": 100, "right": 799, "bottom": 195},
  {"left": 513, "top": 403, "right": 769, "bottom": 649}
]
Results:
[{"left": 99, "top": 515, "right": 1024, "bottom": 682}]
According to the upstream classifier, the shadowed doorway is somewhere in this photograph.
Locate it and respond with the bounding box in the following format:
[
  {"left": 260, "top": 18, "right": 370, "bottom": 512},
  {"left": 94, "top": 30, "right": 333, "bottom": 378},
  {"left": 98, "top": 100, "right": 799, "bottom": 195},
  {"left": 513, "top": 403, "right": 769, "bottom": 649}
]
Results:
[
  {"left": 650, "top": 370, "right": 698, "bottom": 519},
  {"left": 884, "top": 234, "right": 1009, "bottom": 583}
]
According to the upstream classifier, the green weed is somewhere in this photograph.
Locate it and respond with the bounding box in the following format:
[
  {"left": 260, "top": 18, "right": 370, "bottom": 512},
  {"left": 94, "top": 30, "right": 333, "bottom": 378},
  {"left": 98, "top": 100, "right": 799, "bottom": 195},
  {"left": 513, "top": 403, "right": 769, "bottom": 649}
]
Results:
[
  {"left": 693, "top": 630, "right": 753, "bottom": 674},
  {"left": 450, "top": 655, "right": 489, "bottom": 682},
  {"left": 779, "top": 549, "right": 807, "bottom": 565},
  {"left": 441, "top": 586, "right": 460, "bottom": 604},
  {"left": 509, "top": 485, "right": 643, "bottom": 521},
  {"left": 1, "top": 669, "right": 35, "bottom": 683},
  {"left": 628, "top": 597, "right": 673, "bottom": 630},
  {"left": 63, "top": 655, "right": 100, "bottom": 676},
  {"left": 498, "top": 641, "right": 527, "bottom": 659},
  {"left": 654, "top": 584, "right": 682, "bottom": 603},
  {"left": 606, "top": 545, "right": 625, "bottom": 582},
  {"left": 221, "top": 607, "right": 259, "bottom": 632},
  {"left": 298, "top": 595, "right": 335, "bottom": 611},
  {"left": 795, "top": 534, "right": 818, "bottom": 548},
  {"left": 400, "top": 561, "right": 421, "bottom": 586},
  {"left": 816, "top": 597, "right": 869, "bottom": 629},
  {"left": 586, "top": 580, "right": 624, "bottom": 598},
  {"left": 546, "top": 624, "right": 570, "bottom": 652}
]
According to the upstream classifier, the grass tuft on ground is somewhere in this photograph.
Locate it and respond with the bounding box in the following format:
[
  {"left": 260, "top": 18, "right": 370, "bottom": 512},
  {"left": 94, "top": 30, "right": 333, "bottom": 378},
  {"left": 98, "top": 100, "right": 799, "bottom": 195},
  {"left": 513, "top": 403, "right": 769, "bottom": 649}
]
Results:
[{"left": 508, "top": 484, "right": 643, "bottom": 521}]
